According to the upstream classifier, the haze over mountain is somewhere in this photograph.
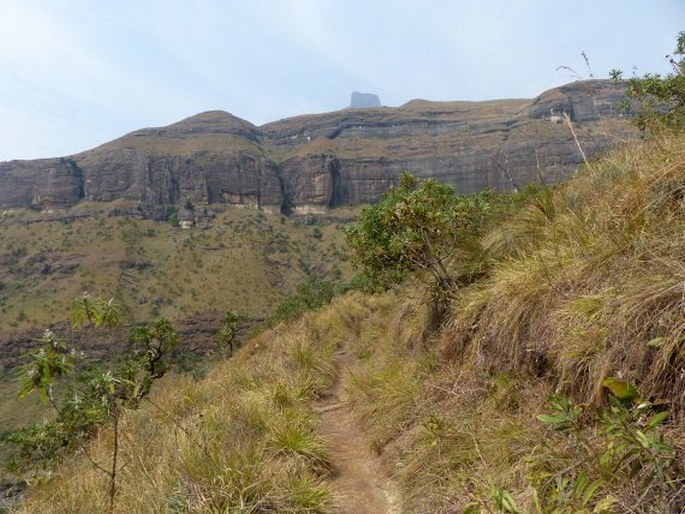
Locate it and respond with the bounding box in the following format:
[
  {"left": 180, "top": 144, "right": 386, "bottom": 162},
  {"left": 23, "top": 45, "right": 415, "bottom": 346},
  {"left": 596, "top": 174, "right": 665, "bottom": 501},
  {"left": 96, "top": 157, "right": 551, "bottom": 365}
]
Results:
[{"left": 0, "top": 80, "right": 635, "bottom": 217}]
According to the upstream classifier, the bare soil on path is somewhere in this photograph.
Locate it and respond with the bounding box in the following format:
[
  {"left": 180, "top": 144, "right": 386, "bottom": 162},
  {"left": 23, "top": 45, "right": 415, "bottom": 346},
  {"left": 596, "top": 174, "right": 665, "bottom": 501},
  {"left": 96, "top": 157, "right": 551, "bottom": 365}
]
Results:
[{"left": 315, "top": 348, "right": 399, "bottom": 514}]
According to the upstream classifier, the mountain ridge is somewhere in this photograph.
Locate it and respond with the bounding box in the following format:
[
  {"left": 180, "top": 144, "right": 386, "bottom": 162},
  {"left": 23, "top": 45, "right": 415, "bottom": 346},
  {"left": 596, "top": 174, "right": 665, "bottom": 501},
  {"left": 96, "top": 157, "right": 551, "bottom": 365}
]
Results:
[{"left": 0, "top": 80, "right": 636, "bottom": 216}]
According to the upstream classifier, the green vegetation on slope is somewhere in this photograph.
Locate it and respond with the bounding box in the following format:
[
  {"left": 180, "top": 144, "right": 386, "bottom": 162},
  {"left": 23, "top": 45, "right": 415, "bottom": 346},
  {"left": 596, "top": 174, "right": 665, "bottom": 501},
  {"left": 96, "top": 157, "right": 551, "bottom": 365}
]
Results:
[
  {"left": 343, "top": 131, "right": 685, "bottom": 512},
  {"left": 0, "top": 205, "right": 353, "bottom": 489},
  {"left": 13, "top": 303, "right": 353, "bottom": 512}
]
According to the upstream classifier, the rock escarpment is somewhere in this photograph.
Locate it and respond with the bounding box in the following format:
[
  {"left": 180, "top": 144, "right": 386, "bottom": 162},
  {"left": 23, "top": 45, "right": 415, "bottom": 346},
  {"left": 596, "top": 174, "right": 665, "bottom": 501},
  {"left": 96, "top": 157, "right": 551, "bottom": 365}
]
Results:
[
  {"left": 0, "top": 80, "right": 636, "bottom": 215},
  {"left": 73, "top": 111, "right": 283, "bottom": 213},
  {"left": 350, "top": 91, "right": 382, "bottom": 108},
  {"left": 0, "top": 158, "right": 83, "bottom": 208}
]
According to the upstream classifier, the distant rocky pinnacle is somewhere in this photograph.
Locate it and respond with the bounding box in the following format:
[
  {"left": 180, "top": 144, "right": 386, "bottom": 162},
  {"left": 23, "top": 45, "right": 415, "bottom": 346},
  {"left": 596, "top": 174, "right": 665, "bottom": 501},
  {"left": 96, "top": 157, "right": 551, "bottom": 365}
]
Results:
[
  {"left": 0, "top": 80, "right": 635, "bottom": 217},
  {"left": 350, "top": 92, "right": 382, "bottom": 108}
]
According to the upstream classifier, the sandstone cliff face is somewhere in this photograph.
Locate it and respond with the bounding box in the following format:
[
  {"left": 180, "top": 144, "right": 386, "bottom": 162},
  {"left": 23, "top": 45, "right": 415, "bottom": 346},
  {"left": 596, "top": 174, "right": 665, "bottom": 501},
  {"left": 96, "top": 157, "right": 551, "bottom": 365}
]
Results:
[
  {"left": 0, "top": 158, "right": 83, "bottom": 209},
  {"left": 0, "top": 81, "right": 636, "bottom": 214},
  {"left": 76, "top": 148, "right": 282, "bottom": 211},
  {"left": 69, "top": 111, "right": 283, "bottom": 212},
  {"left": 280, "top": 154, "right": 340, "bottom": 214}
]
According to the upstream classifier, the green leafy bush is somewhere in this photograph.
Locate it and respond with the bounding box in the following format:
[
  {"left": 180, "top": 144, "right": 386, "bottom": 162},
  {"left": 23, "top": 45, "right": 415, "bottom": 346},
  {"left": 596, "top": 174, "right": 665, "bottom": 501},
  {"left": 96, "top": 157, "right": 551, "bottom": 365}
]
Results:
[
  {"left": 345, "top": 172, "right": 490, "bottom": 292},
  {"left": 623, "top": 31, "right": 685, "bottom": 132},
  {"left": 531, "top": 390, "right": 681, "bottom": 513},
  {"left": 265, "top": 276, "right": 340, "bottom": 327}
]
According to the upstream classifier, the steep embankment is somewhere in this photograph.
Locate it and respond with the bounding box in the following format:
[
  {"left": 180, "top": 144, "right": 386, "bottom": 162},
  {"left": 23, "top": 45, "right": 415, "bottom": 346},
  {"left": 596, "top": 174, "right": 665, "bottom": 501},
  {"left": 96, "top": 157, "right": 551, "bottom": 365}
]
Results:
[
  {"left": 0, "top": 80, "right": 635, "bottom": 215},
  {"left": 338, "top": 134, "right": 685, "bottom": 512},
  {"left": 14, "top": 135, "right": 684, "bottom": 512}
]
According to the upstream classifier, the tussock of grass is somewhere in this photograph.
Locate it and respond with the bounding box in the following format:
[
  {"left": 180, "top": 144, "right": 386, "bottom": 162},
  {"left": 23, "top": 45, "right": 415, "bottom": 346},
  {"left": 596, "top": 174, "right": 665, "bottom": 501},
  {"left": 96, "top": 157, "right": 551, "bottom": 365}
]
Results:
[{"left": 443, "top": 135, "right": 685, "bottom": 413}]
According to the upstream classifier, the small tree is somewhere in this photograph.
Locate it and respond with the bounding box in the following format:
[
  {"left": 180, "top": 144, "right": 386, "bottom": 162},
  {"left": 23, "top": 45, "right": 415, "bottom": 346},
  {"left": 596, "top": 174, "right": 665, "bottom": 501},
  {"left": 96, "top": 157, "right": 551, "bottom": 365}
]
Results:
[
  {"left": 11, "top": 295, "right": 179, "bottom": 514},
  {"left": 345, "top": 173, "right": 488, "bottom": 293},
  {"left": 214, "top": 310, "right": 246, "bottom": 356},
  {"left": 128, "top": 318, "right": 179, "bottom": 387},
  {"left": 608, "top": 68, "right": 623, "bottom": 82}
]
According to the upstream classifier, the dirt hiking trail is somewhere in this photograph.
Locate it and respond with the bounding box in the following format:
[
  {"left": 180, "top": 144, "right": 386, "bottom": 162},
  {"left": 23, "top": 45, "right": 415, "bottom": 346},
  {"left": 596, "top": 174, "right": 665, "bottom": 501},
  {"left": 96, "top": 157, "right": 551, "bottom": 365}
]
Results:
[{"left": 314, "top": 347, "right": 400, "bottom": 514}]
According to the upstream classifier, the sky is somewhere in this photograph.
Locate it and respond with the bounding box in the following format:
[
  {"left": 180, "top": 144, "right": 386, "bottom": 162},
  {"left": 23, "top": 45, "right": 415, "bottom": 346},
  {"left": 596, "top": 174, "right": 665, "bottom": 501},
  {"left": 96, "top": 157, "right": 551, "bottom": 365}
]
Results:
[{"left": 0, "top": 1, "right": 682, "bottom": 162}]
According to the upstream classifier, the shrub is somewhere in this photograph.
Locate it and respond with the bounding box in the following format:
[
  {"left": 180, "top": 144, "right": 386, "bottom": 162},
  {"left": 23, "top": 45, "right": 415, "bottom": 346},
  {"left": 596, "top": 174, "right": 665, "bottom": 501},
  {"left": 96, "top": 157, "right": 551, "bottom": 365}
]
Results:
[
  {"left": 345, "top": 172, "right": 490, "bottom": 292},
  {"left": 623, "top": 31, "right": 685, "bottom": 132},
  {"left": 265, "top": 276, "right": 340, "bottom": 327},
  {"left": 5, "top": 297, "right": 180, "bottom": 513},
  {"left": 214, "top": 310, "right": 246, "bottom": 356}
]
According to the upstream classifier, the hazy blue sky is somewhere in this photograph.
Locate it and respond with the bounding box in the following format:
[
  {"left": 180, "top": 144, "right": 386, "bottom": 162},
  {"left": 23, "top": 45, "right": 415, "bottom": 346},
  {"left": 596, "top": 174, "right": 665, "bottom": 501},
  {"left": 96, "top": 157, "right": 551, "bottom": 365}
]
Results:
[{"left": 0, "top": 1, "right": 682, "bottom": 161}]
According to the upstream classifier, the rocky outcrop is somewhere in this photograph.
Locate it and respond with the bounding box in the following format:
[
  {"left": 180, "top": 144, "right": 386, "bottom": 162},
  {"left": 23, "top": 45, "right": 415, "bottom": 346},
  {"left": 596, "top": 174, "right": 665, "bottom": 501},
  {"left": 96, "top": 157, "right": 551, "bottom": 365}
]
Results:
[
  {"left": 0, "top": 158, "right": 83, "bottom": 209},
  {"left": 263, "top": 80, "right": 636, "bottom": 206},
  {"left": 280, "top": 154, "right": 340, "bottom": 214},
  {"left": 350, "top": 92, "right": 382, "bottom": 108},
  {"left": 71, "top": 111, "right": 283, "bottom": 212},
  {"left": 0, "top": 81, "right": 637, "bottom": 215}
]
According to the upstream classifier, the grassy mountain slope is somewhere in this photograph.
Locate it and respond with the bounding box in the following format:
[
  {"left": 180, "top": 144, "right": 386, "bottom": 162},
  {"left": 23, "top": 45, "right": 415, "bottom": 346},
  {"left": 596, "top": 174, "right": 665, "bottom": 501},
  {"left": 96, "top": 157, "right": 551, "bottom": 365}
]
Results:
[
  {"left": 0, "top": 205, "right": 350, "bottom": 333},
  {"left": 0, "top": 205, "right": 352, "bottom": 468},
  {"left": 12, "top": 134, "right": 685, "bottom": 512}
]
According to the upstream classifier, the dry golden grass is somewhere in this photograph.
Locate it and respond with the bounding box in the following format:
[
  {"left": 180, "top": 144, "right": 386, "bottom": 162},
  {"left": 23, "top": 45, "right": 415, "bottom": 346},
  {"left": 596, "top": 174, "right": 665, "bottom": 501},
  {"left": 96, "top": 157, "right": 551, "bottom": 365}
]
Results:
[
  {"left": 339, "top": 134, "right": 685, "bottom": 511},
  {"left": 332, "top": 289, "right": 548, "bottom": 512},
  {"left": 17, "top": 295, "right": 364, "bottom": 513},
  {"left": 442, "top": 134, "right": 685, "bottom": 414}
]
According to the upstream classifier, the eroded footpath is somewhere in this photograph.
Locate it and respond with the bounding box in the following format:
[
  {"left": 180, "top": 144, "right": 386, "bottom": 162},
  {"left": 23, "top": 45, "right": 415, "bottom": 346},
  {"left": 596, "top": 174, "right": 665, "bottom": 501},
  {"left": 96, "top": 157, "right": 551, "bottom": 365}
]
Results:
[{"left": 314, "top": 348, "right": 400, "bottom": 514}]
